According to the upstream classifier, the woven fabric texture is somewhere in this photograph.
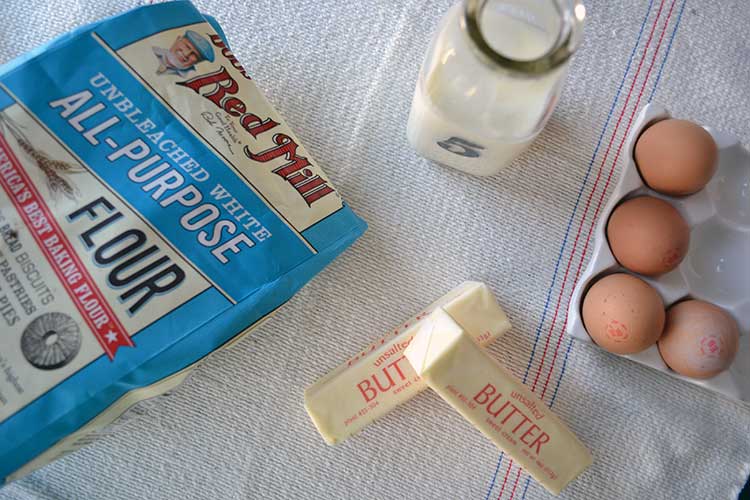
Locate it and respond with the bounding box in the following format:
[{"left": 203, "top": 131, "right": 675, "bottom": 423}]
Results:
[{"left": 1, "top": 0, "right": 749, "bottom": 499}]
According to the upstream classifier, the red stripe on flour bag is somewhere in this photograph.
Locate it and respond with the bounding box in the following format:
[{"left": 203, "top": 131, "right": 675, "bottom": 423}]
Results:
[{"left": 0, "top": 133, "right": 133, "bottom": 359}]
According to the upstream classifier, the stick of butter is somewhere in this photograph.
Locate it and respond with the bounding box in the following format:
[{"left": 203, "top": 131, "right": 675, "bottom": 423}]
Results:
[
  {"left": 404, "top": 308, "right": 592, "bottom": 496},
  {"left": 305, "top": 282, "right": 510, "bottom": 445}
]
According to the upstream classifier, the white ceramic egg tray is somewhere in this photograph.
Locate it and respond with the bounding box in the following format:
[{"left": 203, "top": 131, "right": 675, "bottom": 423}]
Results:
[{"left": 567, "top": 103, "right": 750, "bottom": 402}]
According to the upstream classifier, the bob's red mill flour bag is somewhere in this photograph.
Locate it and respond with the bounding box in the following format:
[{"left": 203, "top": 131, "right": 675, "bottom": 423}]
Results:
[{"left": 0, "top": 1, "right": 365, "bottom": 482}]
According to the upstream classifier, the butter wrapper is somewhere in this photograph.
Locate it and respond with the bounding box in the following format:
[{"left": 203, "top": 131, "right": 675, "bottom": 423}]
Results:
[
  {"left": 305, "top": 281, "right": 510, "bottom": 444},
  {"left": 405, "top": 308, "right": 592, "bottom": 496}
]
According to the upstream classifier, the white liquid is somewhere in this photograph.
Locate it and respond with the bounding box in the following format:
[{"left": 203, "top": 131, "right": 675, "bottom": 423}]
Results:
[
  {"left": 407, "top": 2, "right": 567, "bottom": 176},
  {"left": 407, "top": 86, "right": 535, "bottom": 175},
  {"left": 481, "top": 1, "right": 557, "bottom": 60}
]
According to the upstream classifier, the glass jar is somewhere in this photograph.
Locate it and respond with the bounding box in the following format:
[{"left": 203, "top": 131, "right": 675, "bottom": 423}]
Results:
[{"left": 407, "top": 0, "right": 586, "bottom": 176}]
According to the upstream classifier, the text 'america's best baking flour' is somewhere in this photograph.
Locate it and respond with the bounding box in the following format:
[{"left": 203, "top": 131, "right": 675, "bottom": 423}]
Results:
[{"left": 0, "top": 1, "right": 366, "bottom": 483}]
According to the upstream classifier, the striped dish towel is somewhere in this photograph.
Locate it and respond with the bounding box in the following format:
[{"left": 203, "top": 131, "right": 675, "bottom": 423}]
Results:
[{"left": 1, "top": 0, "right": 748, "bottom": 499}]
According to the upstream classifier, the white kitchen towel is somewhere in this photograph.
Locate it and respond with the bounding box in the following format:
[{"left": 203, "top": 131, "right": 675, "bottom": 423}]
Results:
[{"left": 1, "top": 0, "right": 749, "bottom": 499}]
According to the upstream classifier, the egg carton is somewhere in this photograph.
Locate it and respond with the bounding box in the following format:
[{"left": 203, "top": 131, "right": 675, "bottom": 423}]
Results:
[{"left": 567, "top": 102, "right": 750, "bottom": 402}]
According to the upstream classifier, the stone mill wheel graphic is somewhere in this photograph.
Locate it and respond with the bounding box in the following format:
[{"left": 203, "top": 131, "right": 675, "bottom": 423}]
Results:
[{"left": 21, "top": 312, "right": 82, "bottom": 370}]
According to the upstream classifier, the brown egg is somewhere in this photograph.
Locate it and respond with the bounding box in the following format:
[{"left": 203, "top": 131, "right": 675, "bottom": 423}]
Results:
[
  {"left": 635, "top": 118, "right": 718, "bottom": 196},
  {"left": 658, "top": 300, "right": 740, "bottom": 379},
  {"left": 582, "top": 273, "right": 665, "bottom": 354},
  {"left": 607, "top": 196, "right": 690, "bottom": 276}
]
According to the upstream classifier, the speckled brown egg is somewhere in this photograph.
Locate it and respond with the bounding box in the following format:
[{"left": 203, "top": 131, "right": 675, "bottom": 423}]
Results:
[
  {"left": 607, "top": 196, "right": 690, "bottom": 276},
  {"left": 658, "top": 300, "right": 740, "bottom": 379},
  {"left": 582, "top": 273, "right": 665, "bottom": 354},
  {"left": 635, "top": 118, "right": 718, "bottom": 196}
]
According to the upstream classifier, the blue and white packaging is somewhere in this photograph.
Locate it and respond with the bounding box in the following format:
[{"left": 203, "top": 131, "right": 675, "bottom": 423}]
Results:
[{"left": 0, "top": 1, "right": 366, "bottom": 482}]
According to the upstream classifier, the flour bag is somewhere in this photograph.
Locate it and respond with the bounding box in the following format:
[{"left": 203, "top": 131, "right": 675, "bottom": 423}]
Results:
[{"left": 0, "top": 1, "right": 366, "bottom": 483}]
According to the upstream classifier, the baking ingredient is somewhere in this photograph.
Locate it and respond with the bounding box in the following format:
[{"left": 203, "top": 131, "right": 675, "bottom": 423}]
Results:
[
  {"left": 582, "top": 273, "right": 665, "bottom": 354},
  {"left": 404, "top": 308, "right": 592, "bottom": 496},
  {"left": 658, "top": 300, "right": 740, "bottom": 379},
  {"left": 0, "top": 3, "right": 366, "bottom": 483},
  {"left": 607, "top": 196, "right": 690, "bottom": 276},
  {"left": 634, "top": 118, "right": 718, "bottom": 196},
  {"left": 304, "top": 282, "right": 510, "bottom": 445},
  {"left": 406, "top": 2, "right": 584, "bottom": 176}
]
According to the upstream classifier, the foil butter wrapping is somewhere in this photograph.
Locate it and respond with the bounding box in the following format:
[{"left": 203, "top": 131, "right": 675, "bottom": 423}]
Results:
[{"left": 0, "top": 1, "right": 365, "bottom": 483}]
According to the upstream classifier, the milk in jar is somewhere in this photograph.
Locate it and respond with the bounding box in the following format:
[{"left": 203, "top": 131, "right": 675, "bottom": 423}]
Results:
[{"left": 407, "top": 0, "right": 586, "bottom": 176}]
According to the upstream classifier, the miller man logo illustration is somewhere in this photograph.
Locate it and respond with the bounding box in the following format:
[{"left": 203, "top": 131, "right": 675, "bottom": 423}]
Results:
[{"left": 152, "top": 30, "right": 215, "bottom": 77}]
